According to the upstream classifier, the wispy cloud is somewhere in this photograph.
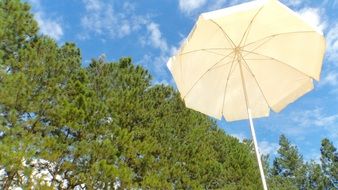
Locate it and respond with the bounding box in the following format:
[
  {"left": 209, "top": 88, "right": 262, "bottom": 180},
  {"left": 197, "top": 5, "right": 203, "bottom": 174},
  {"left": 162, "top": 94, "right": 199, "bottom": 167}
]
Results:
[
  {"left": 80, "top": 0, "right": 150, "bottom": 40},
  {"left": 292, "top": 108, "right": 338, "bottom": 127},
  {"left": 259, "top": 141, "right": 279, "bottom": 156},
  {"left": 28, "top": 0, "right": 63, "bottom": 41},
  {"left": 326, "top": 23, "right": 338, "bottom": 62},
  {"left": 262, "top": 105, "right": 338, "bottom": 143},
  {"left": 207, "top": 0, "right": 251, "bottom": 11},
  {"left": 321, "top": 72, "right": 338, "bottom": 87},
  {"left": 290, "top": 108, "right": 338, "bottom": 139},
  {"left": 296, "top": 7, "right": 327, "bottom": 33},
  {"left": 34, "top": 13, "right": 63, "bottom": 41},
  {"left": 282, "top": 0, "right": 304, "bottom": 7},
  {"left": 145, "top": 23, "right": 169, "bottom": 52},
  {"left": 178, "top": 0, "right": 207, "bottom": 15},
  {"left": 177, "top": 0, "right": 249, "bottom": 16},
  {"left": 79, "top": 0, "right": 179, "bottom": 85},
  {"left": 138, "top": 22, "right": 179, "bottom": 85}
]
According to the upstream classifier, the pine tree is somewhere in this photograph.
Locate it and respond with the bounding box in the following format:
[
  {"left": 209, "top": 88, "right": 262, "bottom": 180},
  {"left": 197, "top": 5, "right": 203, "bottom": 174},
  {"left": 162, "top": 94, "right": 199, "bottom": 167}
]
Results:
[
  {"left": 303, "top": 161, "right": 326, "bottom": 190},
  {"left": 272, "top": 134, "right": 306, "bottom": 189},
  {"left": 320, "top": 138, "right": 338, "bottom": 189},
  {"left": 0, "top": 0, "right": 263, "bottom": 189},
  {"left": 264, "top": 151, "right": 297, "bottom": 190},
  {"left": 84, "top": 58, "right": 263, "bottom": 189}
]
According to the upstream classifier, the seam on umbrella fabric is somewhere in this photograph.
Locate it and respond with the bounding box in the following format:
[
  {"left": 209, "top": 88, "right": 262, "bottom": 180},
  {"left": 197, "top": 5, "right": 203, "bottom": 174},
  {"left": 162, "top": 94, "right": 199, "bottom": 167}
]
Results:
[
  {"left": 221, "top": 55, "right": 237, "bottom": 116},
  {"left": 242, "top": 31, "right": 316, "bottom": 48},
  {"left": 182, "top": 51, "right": 234, "bottom": 99},
  {"left": 239, "top": 5, "right": 265, "bottom": 47},
  {"left": 239, "top": 53, "right": 271, "bottom": 108},
  {"left": 241, "top": 49, "right": 313, "bottom": 79},
  {"left": 209, "top": 19, "right": 236, "bottom": 48}
]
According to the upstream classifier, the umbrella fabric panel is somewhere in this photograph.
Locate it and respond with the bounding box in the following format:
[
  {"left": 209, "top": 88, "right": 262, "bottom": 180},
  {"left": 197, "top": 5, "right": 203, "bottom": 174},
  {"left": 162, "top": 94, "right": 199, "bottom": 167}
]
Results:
[
  {"left": 242, "top": 0, "right": 321, "bottom": 44},
  {"left": 244, "top": 32, "right": 325, "bottom": 81},
  {"left": 184, "top": 61, "right": 234, "bottom": 119},
  {"left": 169, "top": 49, "right": 233, "bottom": 98},
  {"left": 272, "top": 78, "right": 313, "bottom": 112},
  {"left": 180, "top": 17, "right": 233, "bottom": 54},
  {"left": 204, "top": 6, "right": 263, "bottom": 46},
  {"left": 222, "top": 58, "right": 270, "bottom": 121},
  {"left": 200, "top": 0, "right": 325, "bottom": 80},
  {"left": 244, "top": 57, "right": 314, "bottom": 112}
]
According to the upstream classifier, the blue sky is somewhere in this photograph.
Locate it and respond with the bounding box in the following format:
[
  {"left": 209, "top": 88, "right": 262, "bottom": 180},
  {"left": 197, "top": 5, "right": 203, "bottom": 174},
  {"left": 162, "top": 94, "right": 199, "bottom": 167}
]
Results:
[{"left": 26, "top": 0, "right": 338, "bottom": 162}]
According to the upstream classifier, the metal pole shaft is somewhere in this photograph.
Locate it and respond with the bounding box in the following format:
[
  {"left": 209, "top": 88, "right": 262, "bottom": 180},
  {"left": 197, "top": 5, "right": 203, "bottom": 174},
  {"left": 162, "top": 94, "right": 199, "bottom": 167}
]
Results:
[
  {"left": 238, "top": 59, "right": 268, "bottom": 190},
  {"left": 248, "top": 109, "right": 268, "bottom": 190}
]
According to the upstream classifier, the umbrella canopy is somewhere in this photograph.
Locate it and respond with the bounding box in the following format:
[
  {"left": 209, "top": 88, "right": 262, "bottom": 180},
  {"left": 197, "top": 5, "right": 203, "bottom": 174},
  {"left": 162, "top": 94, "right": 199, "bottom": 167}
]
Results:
[
  {"left": 167, "top": 0, "right": 326, "bottom": 122},
  {"left": 167, "top": 0, "right": 326, "bottom": 189}
]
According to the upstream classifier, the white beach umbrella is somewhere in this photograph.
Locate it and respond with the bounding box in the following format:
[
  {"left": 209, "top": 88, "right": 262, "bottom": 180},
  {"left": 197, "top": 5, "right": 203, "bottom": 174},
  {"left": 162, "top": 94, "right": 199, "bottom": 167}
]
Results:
[{"left": 167, "top": 0, "right": 326, "bottom": 189}]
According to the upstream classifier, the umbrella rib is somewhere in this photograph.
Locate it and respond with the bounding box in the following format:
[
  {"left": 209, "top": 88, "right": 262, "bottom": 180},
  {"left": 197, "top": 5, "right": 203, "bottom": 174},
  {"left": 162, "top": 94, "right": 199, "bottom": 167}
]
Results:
[
  {"left": 209, "top": 19, "right": 236, "bottom": 48},
  {"left": 208, "top": 61, "right": 233, "bottom": 71},
  {"left": 239, "top": 54, "right": 271, "bottom": 107},
  {"left": 180, "top": 48, "right": 233, "bottom": 56},
  {"left": 239, "top": 6, "right": 265, "bottom": 47},
  {"left": 182, "top": 51, "right": 235, "bottom": 99},
  {"left": 243, "top": 37, "right": 275, "bottom": 56},
  {"left": 199, "top": 49, "right": 229, "bottom": 56},
  {"left": 243, "top": 58, "right": 274, "bottom": 60},
  {"left": 241, "top": 50, "right": 312, "bottom": 79},
  {"left": 242, "top": 31, "right": 316, "bottom": 48},
  {"left": 221, "top": 55, "right": 237, "bottom": 116}
]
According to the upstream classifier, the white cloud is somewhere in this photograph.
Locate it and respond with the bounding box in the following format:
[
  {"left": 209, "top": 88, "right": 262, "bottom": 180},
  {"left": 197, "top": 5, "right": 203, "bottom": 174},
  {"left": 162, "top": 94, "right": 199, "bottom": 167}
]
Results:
[
  {"left": 289, "top": 108, "right": 338, "bottom": 139},
  {"left": 208, "top": 0, "right": 248, "bottom": 10},
  {"left": 297, "top": 7, "right": 327, "bottom": 33},
  {"left": 82, "top": 1, "right": 176, "bottom": 84},
  {"left": 137, "top": 23, "right": 176, "bottom": 84},
  {"left": 83, "top": 0, "right": 102, "bottom": 11},
  {"left": 138, "top": 21, "right": 182, "bottom": 85},
  {"left": 179, "top": 0, "right": 207, "bottom": 15},
  {"left": 81, "top": 0, "right": 150, "bottom": 39},
  {"left": 138, "top": 53, "right": 171, "bottom": 85},
  {"left": 259, "top": 141, "right": 279, "bottom": 156},
  {"left": 34, "top": 13, "right": 63, "bottom": 41},
  {"left": 292, "top": 108, "right": 338, "bottom": 127},
  {"left": 146, "top": 22, "right": 169, "bottom": 52},
  {"left": 326, "top": 24, "right": 338, "bottom": 62},
  {"left": 28, "top": 0, "right": 64, "bottom": 41},
  {"left": 177, "top": 0, "right": 243, "bottom": 15},
  {"left": 321, "top": 72, "right": 338, "bottom": 87},
  {"left": 178, "top": 0, "right": 303, "bottom": 17},
  {"left": 282, "top": 0, "right": 303, "bottom": 7},
  {"left": 80, "top": 0, "right": 176, "bottom": 84}
]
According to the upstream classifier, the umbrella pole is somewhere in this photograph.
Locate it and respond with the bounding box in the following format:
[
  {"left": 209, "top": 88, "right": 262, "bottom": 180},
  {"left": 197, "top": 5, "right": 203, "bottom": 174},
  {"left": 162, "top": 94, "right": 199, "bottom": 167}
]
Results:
[
  {"left": 248, "top": 109, "right": 268, "bottom": 190},
  {"left": 238, "top": 60, "right": 268, "bottom": 190}
]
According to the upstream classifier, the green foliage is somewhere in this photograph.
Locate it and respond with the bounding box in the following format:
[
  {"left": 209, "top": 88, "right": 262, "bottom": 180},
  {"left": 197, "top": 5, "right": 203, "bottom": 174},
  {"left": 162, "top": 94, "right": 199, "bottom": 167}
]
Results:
[
  {"left": 321, "top": 138, "right": 338, "bottom": 189},
  {"left": 268, "top": 135, "right": 338, "bottom": 190},
  {"left": 272, "top": 134, "right": 304, "bottom": 178},
  {"left": 0, "top": 0, "right": 38, "bottom": 64},
  {"left": 1, "top": 1, "right": 337, "bottom": 189},
  {"left": 303, "top": 161, "right": 326, "bottom": 190},
  {"left": 268, "top": 175, "right": 298, "bottom": 190},
  {"left": 81, "top": 58, "right": 262, "bottom": 189},
  {"left": 269, "top": 134, "right": 304, "bottom": 189},
  {"left": 0, "top": 0, "right": 262, "bottom": 189}
]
